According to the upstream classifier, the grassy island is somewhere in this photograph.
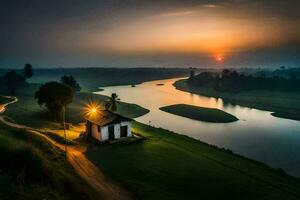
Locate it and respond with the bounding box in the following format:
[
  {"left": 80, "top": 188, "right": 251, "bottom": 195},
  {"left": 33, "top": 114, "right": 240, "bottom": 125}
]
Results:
[{"left": 159, "top": 104, "right": 238, "bottom": 123}]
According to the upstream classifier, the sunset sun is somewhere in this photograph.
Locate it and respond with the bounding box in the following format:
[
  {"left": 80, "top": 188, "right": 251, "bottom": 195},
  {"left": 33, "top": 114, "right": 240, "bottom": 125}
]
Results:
[{"left": 214, "top": 55, "right": 224, "bottom": 62}]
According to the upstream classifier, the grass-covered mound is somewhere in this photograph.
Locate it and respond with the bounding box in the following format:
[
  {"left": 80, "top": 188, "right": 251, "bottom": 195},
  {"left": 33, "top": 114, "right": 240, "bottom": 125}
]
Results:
[
  {"left": 66, "top": 92, "right": 149, "bottom": 124},
  {"left": 174, "top": 79, "right": 300, "bottom": 121},
  {"left": 159, "top": 104, "right": 238, "bottom": 123},
  {"left": 0, "top": 124, "right": 94, "bottom": 200},
  {"left": 86, "top": 121, "right": 300, "bottom": 200}
]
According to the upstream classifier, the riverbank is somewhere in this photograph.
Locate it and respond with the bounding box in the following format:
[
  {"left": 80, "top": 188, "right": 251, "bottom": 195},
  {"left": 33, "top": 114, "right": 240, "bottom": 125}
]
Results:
[
  {"left": 87, "top": 121, "right": 300, "bottom": 200},
  {"left": 174, "top": 79, "right": 300, "bottom": 121},
  {"left": 160, "top": 104, "right": 238, "bottom": 123}
]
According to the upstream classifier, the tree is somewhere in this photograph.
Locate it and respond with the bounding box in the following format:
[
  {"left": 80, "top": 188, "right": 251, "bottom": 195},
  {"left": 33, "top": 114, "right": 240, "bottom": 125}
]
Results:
[
  {"left": 105, "top": 93, "right": 120, "bottom": 112},
  {"left": 23, "top": 64, "right": 33, "bottom": 79},
  {"left": 60, "top": 75, "right": 81, "bottom": 92},
  {"left": 35, "top": 82, "right": 73, "bottom": 120},
  {"left": 221, "top": 69, "right": 230, "bottom": 78},
  {"left": 3, "top": 70, "right": 26, "bottom": 95}
]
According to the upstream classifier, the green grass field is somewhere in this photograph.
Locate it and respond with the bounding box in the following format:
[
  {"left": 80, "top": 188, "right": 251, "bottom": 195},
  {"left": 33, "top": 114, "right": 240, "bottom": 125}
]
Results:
[
  {"left": 174, "top": 79, "right": 300, "bottom": 121},
  {"left": 0, "top": 123, "right": 95, "bottom": 200},
  {"left": 160, "top": 104, "right": 238, "bottom": 123},
  {"left": 2, "top": 83, "right": 300, "bottom": 199},
  {"left": 3, "top": 84, "right": 149, "bottom": 129},
  {"left": 86, "top": 121, "right": 300, "bottom": 200}
]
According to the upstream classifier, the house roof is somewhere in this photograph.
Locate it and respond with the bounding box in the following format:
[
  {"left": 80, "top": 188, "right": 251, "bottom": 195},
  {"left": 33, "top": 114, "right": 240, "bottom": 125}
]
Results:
[{"left": 84, "top": 110, "right": 132, "bottom": 126}]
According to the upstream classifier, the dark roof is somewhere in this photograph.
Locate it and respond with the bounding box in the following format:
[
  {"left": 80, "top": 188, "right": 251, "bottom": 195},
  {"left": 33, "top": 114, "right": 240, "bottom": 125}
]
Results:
[{"left": 84, "top": 110, "right": 131, "bottom": 126}]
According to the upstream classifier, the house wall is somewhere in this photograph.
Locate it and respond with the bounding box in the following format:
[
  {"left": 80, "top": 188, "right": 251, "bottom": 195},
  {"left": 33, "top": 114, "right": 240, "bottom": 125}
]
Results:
[
  {"left": 100, "top": 121, "right": 132, "bottom": 141},
  {"left": 89, "top": 121, "right": 132, "bottom": 142},
  {"left": 100, "top": 124, "right": 121, "bottom": 141},
  {"left": 121, "top": 121, "right": 132, "bottom": 137},
  {"left": 91, "top": 123, "right": 101, "bottom": 141},
  {"left": 101, "top": 126, "right": 109, "bottom": 141},
  {"left": 114, "top": 123, "right": 121, "bottom": 138}
]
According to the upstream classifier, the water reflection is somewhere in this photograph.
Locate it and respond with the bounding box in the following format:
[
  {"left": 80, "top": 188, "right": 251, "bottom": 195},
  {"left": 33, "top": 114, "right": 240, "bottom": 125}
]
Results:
[{"left": 95, "top": 78, "right": 300, "bottom": 177}]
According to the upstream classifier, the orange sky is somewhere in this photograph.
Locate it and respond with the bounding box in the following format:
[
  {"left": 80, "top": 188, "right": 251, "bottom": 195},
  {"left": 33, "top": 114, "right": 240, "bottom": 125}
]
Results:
[
  {"left": 89, "top": 4, "right": 300, "bottom": 58},
  {"left": 1, "top": 0, "right": 300, "bottom": 68}
]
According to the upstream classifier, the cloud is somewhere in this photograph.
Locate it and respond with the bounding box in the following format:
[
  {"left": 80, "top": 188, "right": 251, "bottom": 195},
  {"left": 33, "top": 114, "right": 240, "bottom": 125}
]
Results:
[
  {"left": 156, "top": 10, "right": 195, "bottom": 18},
  {"left": 202, "top": 4, "right": 218, "bottom": 8}
]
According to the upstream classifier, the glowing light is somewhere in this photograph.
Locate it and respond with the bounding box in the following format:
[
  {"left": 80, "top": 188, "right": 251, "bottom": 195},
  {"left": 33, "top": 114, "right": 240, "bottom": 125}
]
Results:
[
  {"left": 84, "top": 102, "right": 102, "bottom": 117},
  {"left": 214, "top": 55, "right": 224, "bottom": 62}
]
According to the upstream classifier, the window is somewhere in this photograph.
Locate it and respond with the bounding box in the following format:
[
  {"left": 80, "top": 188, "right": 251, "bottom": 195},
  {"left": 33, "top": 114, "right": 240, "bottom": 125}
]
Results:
[{"left": 108, "top": 125, "right": 115, "bottom": 140}]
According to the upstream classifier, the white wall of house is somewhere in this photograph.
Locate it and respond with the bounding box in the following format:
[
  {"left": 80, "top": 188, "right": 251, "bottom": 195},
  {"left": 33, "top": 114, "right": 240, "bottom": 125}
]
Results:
[
  {"left": 101, "top": 126, "right": 109, "bottom": 141},
  {"left": 121, "top": 121, "right": 132, "bottom": 137},
  {"left": 90, "top": 121, "right": 132, "bottom": 142}
]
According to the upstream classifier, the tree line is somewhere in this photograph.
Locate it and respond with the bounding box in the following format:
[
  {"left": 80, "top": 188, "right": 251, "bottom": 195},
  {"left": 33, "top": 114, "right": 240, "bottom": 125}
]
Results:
[
  {"left": 188, "top": 69, "right": 300, "bottom": 93},
  {"left": 0, "top": 64, "right": 81, "bottom": 120},
  {"left": 0, "top": 64, "right": 120, "bottom": 121}
]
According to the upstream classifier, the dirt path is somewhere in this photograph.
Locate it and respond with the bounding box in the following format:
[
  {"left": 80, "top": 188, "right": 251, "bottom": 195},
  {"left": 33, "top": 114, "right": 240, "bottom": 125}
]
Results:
[{"left": 0, "top": 97, "right": 132, "bottom": 200}]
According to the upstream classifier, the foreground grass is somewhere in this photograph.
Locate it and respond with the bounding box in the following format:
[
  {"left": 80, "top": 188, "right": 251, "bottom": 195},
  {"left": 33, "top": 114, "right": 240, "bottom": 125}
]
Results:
[
  {"left": 0, "top": 123, "right": 95, "bottom": 200},
  {"left": 174, "top": 79, "right": 300, "bottom": 121},
  {"left": 160, "top": 104, "right": 238, "bottom": 123},
  {"left": 87, "top": 121, "right": 300, "bottom": 200}
]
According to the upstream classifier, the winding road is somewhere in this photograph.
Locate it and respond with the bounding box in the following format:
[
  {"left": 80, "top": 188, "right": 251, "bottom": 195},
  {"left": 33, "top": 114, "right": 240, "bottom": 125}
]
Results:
[{"left": 0, "top": 96, "right": 132, "bottom": 200}]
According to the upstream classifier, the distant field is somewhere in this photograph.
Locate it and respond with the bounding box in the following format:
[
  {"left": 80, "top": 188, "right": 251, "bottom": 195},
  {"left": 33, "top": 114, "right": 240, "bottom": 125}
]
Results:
[
  {"left": 87, "top": 121, "right": 300, "bottom": 200},
  {"left": 2, "top": 84, "right": 149, "bottom": 129},
  {"left": 0, "top": 68, "right": 189, "bottom": 91},
  {"left": 160, "top": 104, "right": 238, "bottom": 123},
  {"left": 174, "top": 79, "right": 300, "bottom": 121}
]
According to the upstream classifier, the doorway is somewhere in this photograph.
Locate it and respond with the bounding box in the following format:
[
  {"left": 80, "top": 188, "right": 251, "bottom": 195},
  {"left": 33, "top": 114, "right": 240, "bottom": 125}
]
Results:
[
  {"left": 108, "top": 125, "right": 115, "bottom": 140},
  {"left": 120, "top": 126, "right": 128, "bottom": 137}
]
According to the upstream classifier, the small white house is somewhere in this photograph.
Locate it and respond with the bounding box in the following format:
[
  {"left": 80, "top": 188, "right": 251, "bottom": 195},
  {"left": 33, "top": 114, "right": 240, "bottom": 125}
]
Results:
[{"left": 85, "top": 110, "right": 132, "bottom": 142}]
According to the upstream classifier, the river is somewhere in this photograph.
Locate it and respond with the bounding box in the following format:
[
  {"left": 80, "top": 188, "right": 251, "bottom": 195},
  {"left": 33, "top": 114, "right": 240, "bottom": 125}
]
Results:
[{"left": 95, "top": 78, "right": 300, "bottom": 177}]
